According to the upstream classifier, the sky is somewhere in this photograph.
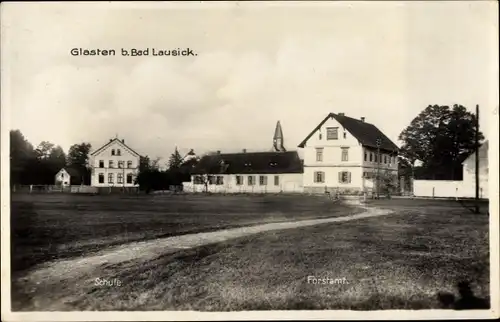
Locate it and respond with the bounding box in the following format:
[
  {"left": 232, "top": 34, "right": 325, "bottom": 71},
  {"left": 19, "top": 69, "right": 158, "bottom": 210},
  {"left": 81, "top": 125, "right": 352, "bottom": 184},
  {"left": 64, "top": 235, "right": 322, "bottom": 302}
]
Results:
[{"left": 2, "top": 1, "right": 498, "bottom": 163}]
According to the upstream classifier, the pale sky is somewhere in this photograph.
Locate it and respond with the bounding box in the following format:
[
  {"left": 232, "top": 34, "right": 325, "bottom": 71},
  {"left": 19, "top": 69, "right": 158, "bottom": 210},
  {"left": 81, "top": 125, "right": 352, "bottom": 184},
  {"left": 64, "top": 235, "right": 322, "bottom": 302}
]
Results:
[{"left": 2, "top": 1, "right": 498, "bottom": 162}]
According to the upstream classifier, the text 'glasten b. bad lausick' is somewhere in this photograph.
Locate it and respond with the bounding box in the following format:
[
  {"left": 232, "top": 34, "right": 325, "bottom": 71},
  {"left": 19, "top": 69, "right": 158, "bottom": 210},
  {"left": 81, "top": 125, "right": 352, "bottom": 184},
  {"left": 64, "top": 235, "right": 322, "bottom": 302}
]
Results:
[{"left": 70, "top": 47, "right": 197, "bottom": 56}]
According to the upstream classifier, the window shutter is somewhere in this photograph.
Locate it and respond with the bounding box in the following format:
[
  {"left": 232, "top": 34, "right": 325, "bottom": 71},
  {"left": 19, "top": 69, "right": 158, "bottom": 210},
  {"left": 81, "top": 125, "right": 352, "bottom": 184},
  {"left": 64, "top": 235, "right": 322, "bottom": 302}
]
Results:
[
  {"left": 338, "top": 172, "right": 342, "bottom": 183},
  {"left": 348, "top": 172, "right": 351, "bottom": 183}
]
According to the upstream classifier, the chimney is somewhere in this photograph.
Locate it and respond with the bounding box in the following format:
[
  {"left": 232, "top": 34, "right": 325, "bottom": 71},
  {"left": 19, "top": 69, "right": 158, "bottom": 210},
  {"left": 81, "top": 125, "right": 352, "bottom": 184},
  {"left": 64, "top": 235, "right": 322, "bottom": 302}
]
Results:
[
  {"left": 122, "top": 139, "right": 125, "bottom": 143},
  {"left": 216, "top": 150, "right": 221, "bottom": 154},
  {"left": 242, "top": 149, "right": 247, "bottom": 153},
  {"left": 361, "top": 117, "right": 365, "bottom": 122},
  {"left": 338, "top": 113, "right": 345, "bottom": 116},
  {"left": 109, "top": 139, "right": 113, "bottom": 142}
]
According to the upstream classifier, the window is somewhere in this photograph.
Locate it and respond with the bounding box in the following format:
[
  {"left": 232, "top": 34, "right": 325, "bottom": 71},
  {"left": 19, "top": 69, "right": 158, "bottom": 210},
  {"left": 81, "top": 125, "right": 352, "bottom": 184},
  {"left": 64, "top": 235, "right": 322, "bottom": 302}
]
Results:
[
  {"left": 343, "top": 132, "right": 347, "bottom": 139},
  {"left": 208, "top": 175, "right": 216, "bottom": 185},
  {"left": 370, "top": 153, "right": 373, "bottom": 162},
  {"left": 118, "top": 161, "right": 124, "bottom": 168},
  {"left": 316, "top": 148, "right": 323, "bottom": 162},
  {"left": 108, "top": 173, "right": 114, "bottom": 184},
  {"left": 364, "top": 152, "right": 367, "bottom": 162},
  {"left": 314, "top": 171, "right": 325, "bottom": 183},
  {"left": 127, "top": 161, "right": 133, "bottom": 168},
  {"left": 274, "top": 175, "right": 279, "bottom": 186},
  {"left": 384, "top": 155, "right": 388, "bottom": 164},
  {"left": 236, "top": 175, "right": 243, "bottom": 185},
  {"left": 109, "top": 160, "right": 114, "bottom": 168},
  {"left": 248, "top": 176, "right": 255, "bottom": 186},
  {"left": 326, "top": 127, "right": 338, "bottom": 140},
  {"left": 99, "top": 160, "right": 104, "bottom": 168},
  {"left": 194, "top": 175, "right": 204, "bottom": 184},
  {"left": 374, "top": 154, "right": 378, "bottom": 162},
  {"left": 98, "top": 173, "right": 104, "bottom": 183},
  {"left": 319, "top": 133, "right": 322, "bottom": 140},
  {"left": 338, "top": 171, "right": 351, "bottom": 184},
  {"left": 259, "top": 176, "right": 267, "bottom": 185},
  {"left": 117, "top": 173, "right": 123, "bottom": 184},
  {"left": 341, "top": 147, "right": 349, "bottom": 161},
  {"left": 111, "top": 149, "right": 115, "bottom": 156},
  {"left": 127, "top": 174, "right": 133, "bottom": 184},
  {"left": 117, "top": 149, "right": 121, "bottom": 156},
  {"left": 216, "top": 176, "right": 224, "bottom": 185}
]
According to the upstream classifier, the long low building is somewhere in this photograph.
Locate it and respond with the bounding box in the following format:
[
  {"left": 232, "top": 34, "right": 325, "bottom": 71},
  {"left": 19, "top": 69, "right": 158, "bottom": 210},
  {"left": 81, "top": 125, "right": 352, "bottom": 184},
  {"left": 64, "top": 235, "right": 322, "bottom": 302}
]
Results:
[{"left": 183, "top": 150, "right": 304, "bottom": 193}]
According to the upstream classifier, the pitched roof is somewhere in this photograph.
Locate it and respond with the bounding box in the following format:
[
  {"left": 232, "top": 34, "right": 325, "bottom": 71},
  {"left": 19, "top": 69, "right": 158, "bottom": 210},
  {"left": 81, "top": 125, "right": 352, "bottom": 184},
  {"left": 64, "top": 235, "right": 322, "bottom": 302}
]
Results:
[
  {"left": 191, "top": 151, "right": 303, "bottom": 175},
  {"left": 462, "top": 140, "right": 488, "bottom": 164},
  {"left": 62, "top": 167, "right": 82, "bottom": 177},
  {"left": 297, "top": 113, "right": 399, "bottom": 152},
  {"left": 90, "top": 138, "right": 141, "bottom": 157}
]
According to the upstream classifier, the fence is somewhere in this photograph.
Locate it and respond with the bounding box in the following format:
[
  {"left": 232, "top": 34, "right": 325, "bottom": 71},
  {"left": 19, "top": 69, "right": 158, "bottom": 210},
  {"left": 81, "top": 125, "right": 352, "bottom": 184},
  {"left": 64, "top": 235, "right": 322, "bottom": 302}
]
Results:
[{"left": 10, "top": 185, "right": 140, "bottom": 195}]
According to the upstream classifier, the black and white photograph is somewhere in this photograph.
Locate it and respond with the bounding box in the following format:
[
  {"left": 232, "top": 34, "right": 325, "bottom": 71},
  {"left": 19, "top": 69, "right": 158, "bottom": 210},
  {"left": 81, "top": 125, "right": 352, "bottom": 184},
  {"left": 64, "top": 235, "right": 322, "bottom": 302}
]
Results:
[{"left": 1, "top": 1, "right": 498, "bottom": 321}]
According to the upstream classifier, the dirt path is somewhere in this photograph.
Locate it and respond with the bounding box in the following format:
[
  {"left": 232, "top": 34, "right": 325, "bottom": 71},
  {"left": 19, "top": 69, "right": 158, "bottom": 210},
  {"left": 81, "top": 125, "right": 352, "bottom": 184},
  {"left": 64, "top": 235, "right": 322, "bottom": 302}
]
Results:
[{"left": 13, "top": 201, "right": 394, "bottom": 310}]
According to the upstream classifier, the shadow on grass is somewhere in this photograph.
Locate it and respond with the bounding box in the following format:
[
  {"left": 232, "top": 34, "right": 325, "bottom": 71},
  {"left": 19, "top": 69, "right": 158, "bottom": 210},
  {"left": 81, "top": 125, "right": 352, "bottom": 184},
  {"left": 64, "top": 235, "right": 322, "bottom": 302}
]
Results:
[{"left": 437, "top": 281, "right": 490, "bottom": 310}]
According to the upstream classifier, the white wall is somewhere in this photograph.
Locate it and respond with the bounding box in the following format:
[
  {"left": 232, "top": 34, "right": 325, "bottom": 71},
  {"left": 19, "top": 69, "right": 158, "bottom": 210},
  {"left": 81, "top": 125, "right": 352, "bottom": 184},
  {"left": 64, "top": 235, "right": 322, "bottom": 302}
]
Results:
[
  {"left": 303, "top": 166, "right": 363, "bottom": 189},
  {"left": 90, "top": 140, "right": 140, "bottom": 187},
  {"left": 183, "top": 173, "right": 303, "bottom": 193},
  {"left": 302, "top": 116, "right": 365, "bottom": 191},
  {"left": 54, "top": 169, "right": 70, "bottom": 186},
  {"left": 462, "top": 144, "right": 488, "bottom": 198},
  {"left": 413, "top": 143, "right": 489, "bottom": 199},
  {"left": 302, "top": 116, "right": 363, "bottom": 165},
  {"left": 413, "top": 180, "right": 488, "bottom": 199}
]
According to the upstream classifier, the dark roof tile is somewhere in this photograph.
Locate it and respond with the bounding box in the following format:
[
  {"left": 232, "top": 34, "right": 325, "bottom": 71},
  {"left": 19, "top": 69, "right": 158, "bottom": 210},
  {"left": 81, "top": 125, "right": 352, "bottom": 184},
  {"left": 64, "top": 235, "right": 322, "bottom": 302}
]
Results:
[
  {"left": 192, "top": 151, "right": 303, "bottom": 175},
  {"left": 298, "top": 113, "right": 399, "bottom": 152}
]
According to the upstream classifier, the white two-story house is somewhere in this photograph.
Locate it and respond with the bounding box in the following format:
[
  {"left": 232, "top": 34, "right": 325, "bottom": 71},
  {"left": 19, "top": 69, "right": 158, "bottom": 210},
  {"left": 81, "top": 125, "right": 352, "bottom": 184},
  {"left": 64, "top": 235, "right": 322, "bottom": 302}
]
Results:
[
  {"left": 89, "top": 138, "right": 141, "bottom": 188},
  {"left": 298, "top": 113, "right": 399, "bottom": 194}
]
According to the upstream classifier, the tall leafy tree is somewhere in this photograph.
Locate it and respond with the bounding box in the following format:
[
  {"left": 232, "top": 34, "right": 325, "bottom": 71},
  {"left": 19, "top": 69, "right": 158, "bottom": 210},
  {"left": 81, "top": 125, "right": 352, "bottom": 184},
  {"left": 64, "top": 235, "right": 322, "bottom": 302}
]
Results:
[
  {"left": 398, "top": 104, "right": 483, "bottom": 180},
  {"left": 168, "top": 147, "right": 183, "bottom": 170},
  {"left": 48, "top": 145, "right": 67, "bottom": 171},
  {"left": 10, "top": 130, "right": 35, "bottom": 185},
  {"left": 67, "top": 143, "right": 92, "bottom": 168},
  {"left": 67, "top": 143, "right": 92, "bottom": 184},
  {"left": 34, "top": 141, "right": 55, "bottom": 160}
]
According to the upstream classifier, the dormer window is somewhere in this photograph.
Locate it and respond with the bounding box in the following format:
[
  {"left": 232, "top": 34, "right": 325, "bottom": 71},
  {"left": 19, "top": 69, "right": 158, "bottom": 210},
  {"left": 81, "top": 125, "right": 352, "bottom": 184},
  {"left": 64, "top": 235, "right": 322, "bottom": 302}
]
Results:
[
  {"left": 111, "top": 149, "right": 115, "bottom": 156},
  {"left": 270, "top": 162, "right": 278, "bottom": 167},
  {"left": 244, "top": 162, "right": 252, "bottom": 167},
  {"left": 117, "top": 149, "right": 121, "bottom": 156}
]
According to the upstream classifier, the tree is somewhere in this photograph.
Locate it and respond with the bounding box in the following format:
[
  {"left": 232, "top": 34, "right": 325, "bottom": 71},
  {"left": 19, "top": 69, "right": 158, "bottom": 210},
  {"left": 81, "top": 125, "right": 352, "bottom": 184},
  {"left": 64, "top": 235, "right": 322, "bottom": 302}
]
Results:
[
  {"left": 10, "top": 130, "right": 36, "bottom": 185},
  {"left": 168, "top": 147, "right": 183, "bottom": 170},
  {"left": 67, "top": 143, "right": 92, "bottom": 184},
  {"left": 136, "top": 155, "right": 165, "bottom": 193},
  {"left": 398, "top": 104, "right": 483, "bottom": 180},
  {"left": 48, "top": 146, "right": 67, "bottom": 171},
  {"left": 379, "top": 170, "right": 398, "bottom": 197},
  {"left": 34, "top": 141, "right": 55, "bottom": 160},
  {"left": 67, "top": 143, "right": 91, "bottom": 167}
]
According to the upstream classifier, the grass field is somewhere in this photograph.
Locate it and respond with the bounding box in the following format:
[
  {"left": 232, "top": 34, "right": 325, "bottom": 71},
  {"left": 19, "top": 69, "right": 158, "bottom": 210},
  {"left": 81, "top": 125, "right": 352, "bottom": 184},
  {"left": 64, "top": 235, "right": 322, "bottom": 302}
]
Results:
[
  {"left": 10, "top": 194, "right": 490, "bottom": 311},
  {"left": 10, "top": 193, "right": 359, "bottom": 274},
  {"left": 66, "top": 199, "right": 489, "bottom": 311}
]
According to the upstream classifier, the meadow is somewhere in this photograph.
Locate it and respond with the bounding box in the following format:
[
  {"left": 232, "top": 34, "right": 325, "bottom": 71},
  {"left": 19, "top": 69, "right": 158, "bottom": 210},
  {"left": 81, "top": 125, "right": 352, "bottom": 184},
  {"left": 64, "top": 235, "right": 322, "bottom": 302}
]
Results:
[
  {"left": 10, "top": 193, "right": 358, "bottom": 274},
  {"left": 9, "top": 193, "right": 490, "bottom": 311}
]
